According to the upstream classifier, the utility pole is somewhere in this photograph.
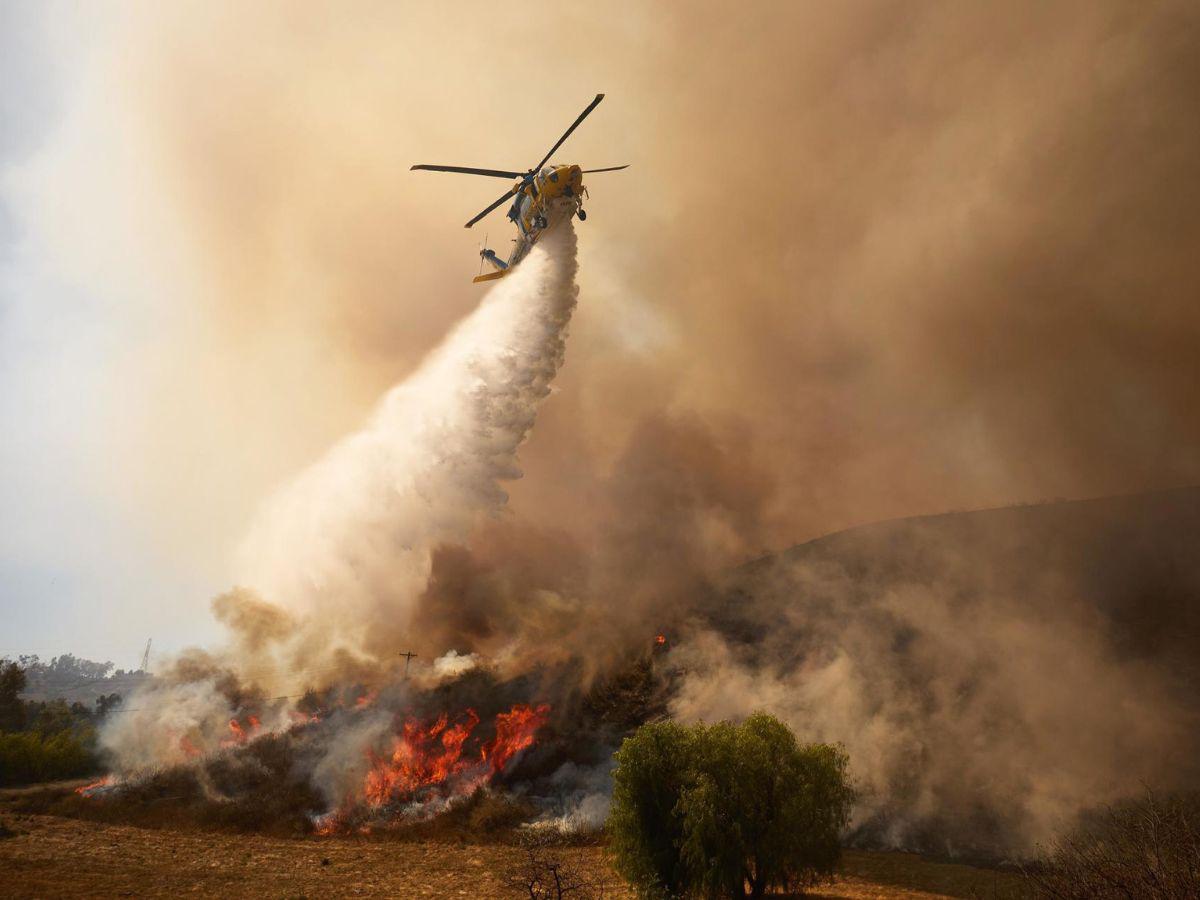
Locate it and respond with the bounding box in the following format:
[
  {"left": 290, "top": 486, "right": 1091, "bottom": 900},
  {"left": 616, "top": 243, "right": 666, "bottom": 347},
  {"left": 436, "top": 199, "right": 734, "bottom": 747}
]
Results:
[
  {"left": 399, "top": 650, "right": 417, "bottom": 679},
  {"left": 139, "top": 638, "right": 152, "bottom": 673}
]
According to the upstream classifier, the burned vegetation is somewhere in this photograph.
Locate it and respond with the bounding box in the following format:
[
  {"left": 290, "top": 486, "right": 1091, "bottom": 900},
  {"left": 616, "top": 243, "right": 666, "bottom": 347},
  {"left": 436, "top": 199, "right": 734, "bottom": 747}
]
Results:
[{"left": 31, "top": 646, "right": 679, "bottom": 842}]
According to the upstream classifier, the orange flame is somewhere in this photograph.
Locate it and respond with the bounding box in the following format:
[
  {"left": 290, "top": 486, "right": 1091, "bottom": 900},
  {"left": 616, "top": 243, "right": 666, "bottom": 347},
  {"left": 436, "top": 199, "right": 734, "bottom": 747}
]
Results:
[
  {"left": 221, "top": 714, "right": 262, "bottom": 748},
  {"left": 357, "top": 703, "right": 550, "bottom": 811},
  {"left": 179, "top": 735, "right": 202, "bottom": 758},
  {"left": 655, "top": 634, "right": 667, "bottom": 645},
  {"left": 482, "top": 703, "right": 551, "bottom": 775},
  {"left": 75, "top": 775, "right": 116, "bottom": 797},
  {"left": 364, "top": 709, "right": 480, "bottom": 805},
  {"left": 313, "top": 813, "right": 340, "bottom": 836}
]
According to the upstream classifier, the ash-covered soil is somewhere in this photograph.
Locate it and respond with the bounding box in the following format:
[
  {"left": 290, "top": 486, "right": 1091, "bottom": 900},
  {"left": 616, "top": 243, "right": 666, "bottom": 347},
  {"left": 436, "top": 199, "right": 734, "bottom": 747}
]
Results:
[{"left": 0, "top": 811, "right": 1021, "bottom": 899}]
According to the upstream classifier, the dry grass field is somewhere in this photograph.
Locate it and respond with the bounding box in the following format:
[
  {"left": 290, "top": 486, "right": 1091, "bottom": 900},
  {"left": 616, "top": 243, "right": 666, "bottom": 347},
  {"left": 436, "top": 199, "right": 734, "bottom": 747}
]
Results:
[{"left": 0, "top": 783, "right": 1026, "bottom": 899}]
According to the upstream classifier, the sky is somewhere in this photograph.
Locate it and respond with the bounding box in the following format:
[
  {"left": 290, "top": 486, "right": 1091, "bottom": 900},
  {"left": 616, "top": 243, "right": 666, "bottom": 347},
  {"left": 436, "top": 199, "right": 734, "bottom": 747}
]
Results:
[
  {"left": 0, "top": 3, "right": 199, "bottom": 666},
  {"left": 2, "top": 0, "right": 1199, "bottom": 666}
]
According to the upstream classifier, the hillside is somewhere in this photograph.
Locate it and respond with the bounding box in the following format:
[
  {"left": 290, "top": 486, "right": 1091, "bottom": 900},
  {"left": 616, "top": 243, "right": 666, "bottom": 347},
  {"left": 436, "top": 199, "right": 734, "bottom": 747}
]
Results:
[{"left": 686, "top": 486, "right": 1200, "bottom": 857}]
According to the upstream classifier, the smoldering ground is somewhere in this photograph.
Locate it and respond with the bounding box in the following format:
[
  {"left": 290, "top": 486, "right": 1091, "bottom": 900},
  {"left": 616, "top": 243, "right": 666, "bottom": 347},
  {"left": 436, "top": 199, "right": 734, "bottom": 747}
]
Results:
[{"left": 16, "top": 0, "right": 1200, "bottom": 860}]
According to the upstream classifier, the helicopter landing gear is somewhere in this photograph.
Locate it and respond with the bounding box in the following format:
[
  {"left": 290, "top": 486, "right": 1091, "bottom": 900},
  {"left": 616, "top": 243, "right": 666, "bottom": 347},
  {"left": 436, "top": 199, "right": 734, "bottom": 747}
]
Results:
[{"left": 576, "top": 208, "right": 587, "bottom": 221}]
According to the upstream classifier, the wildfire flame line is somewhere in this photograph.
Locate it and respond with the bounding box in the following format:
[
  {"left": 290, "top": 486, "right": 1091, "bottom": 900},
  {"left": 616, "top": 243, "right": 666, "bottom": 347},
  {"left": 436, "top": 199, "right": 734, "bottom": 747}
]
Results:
[
  {"left": 74, "top": 775, "right": 116, "bottom": 797},
  {"left": 306, "top": 703, "right": 552, "bottom": 834},
  {"left": 363, "top": 702, "right": 550, "bottom": 808}
]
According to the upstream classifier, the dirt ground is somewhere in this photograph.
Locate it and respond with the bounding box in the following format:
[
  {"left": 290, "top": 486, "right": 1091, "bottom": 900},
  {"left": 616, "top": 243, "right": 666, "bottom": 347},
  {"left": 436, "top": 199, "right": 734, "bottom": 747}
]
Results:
[
  {"left": 0, "top": 816, "right": 1027, "bottom": 900},
  {"left": 0, "top": 785, "right": 1026, "bottom": 899}
]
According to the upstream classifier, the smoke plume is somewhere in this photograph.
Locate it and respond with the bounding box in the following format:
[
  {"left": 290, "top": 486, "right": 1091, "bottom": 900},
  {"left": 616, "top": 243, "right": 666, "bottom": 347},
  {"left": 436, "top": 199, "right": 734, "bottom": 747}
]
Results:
[
  {"left": 666, "top": 489, "right": 1200, "bottom": 854},
  {"left": 26, "top": 1, "right": 1196, "bottom": 856},
  {"left": 101, "top": 222, "right": 580, "bottom": 789},
  {"left": 238, "top": 221, "right": 578, "bottom": 669}
]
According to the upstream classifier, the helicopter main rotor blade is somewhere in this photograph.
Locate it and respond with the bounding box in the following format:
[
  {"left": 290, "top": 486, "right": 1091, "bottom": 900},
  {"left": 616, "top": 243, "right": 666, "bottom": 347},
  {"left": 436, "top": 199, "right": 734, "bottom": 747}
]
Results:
[
  {"left": 581, "top": 165, "right": 630, "bottom": 173},
  {"left": 532, "top": 94, "right": 605, "bottom": 173},
  {"left": 464, "top": 187, "right": 517, "bottom": 229},
  {"left": 411, "top": 164, "right": 524, "bottom": 179}
]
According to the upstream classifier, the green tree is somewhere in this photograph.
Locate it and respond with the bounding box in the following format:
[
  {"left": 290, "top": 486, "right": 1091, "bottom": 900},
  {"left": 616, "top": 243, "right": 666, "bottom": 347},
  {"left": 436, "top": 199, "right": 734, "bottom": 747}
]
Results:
[
  {"left": 608, "top": 713, "right": 855, "bottom": 899},
  {"left": 29, "top": 699, "right": 81, "bottom": 737},
  {"left": 0, "top": 661, "right": 26, "bottom": 732},
  {"left": 95, "top": 693, "right": 123, "bottom": 718},
  {"left": 0, "top": 727, "right": 97, "bottom": 786},
  {"left": 608, "top": 721, "right": 695, "bottom": 897}
]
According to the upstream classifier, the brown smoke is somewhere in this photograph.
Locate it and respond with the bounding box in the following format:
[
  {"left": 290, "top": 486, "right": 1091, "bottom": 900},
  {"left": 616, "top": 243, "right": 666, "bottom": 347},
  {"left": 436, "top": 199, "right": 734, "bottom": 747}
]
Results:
[
  {"left": 211, "top": 588, "right": 294, "bottom": 654},
  {"left": 407, "top": 413, "right": 773, "bottom": 679},
  {"left": 49, "top": 1, "right": 1198, "bottom": 550},
  {"left": 45, "top": 0, "right": 1200, "bottom": 854},
  {"left": 667, "top": 489, "right": 1200, "bottom": 853}
]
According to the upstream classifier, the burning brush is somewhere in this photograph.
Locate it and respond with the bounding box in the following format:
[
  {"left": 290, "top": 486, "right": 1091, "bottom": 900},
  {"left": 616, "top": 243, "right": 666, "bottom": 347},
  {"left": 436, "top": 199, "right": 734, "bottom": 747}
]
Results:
[
  {"left": 79, "top": 665, "right": 561, "bottom": 837},
  {"left": 316, "top": 702, "right": 551, "bottom": 834}
]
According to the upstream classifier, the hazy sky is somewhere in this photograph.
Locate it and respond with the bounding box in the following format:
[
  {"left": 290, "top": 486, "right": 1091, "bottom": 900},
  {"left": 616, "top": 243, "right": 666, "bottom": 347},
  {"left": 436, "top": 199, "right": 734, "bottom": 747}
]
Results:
[
  {"left": 3, "top": 1, "right": 1198, "bottom": 665},
  {"left": 1, "top": 3, "right": 209, "bottom": 666}
]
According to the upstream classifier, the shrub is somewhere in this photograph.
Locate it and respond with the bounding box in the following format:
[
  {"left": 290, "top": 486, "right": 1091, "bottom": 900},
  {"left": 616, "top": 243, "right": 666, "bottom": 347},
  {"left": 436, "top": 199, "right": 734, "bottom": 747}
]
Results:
[
  {"left": 607, "top": 721, "right": 693, "bottom": 896},
  {"left": 0, "top": 728, "right": 98, "bottom": 786},
  {"left": 466, "top": 789, "right": 536, "bottom": 833},
  {"left": 608, "top": 713, "right": 854, "bottom": 899},
  {"left": 0, "top": 662, "right": 26, "bottom": 732},
  {"left": 1023, "top": 789, "right": 1200, "bottom": 899},
  {"left": 506, "top": 831, "right": 615, "bottom": 899}
]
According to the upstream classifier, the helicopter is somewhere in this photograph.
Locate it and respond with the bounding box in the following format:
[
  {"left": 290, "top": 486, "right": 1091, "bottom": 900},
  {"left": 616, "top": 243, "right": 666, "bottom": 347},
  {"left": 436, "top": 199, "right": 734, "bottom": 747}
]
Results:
[{"left": 411, "top": 94, "right": 628, "bottom": 283}]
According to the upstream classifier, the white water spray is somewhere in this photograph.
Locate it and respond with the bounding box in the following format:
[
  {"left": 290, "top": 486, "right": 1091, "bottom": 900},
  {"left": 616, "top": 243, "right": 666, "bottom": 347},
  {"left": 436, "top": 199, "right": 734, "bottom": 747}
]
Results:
[
  {"left": 237, "top": 222, "right": 580, "bottom": 658},
  {"left": 100, "top": 224, "right": 579, "bottom": 770}
]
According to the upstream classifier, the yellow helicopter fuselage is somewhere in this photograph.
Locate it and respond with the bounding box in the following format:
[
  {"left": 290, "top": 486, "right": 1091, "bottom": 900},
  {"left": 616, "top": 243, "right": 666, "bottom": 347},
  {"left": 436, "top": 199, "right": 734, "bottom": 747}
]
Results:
[
  {"left": 410, "top": 93, "right": 625, "bottom": 283},
  {"left": 473, "top": 165, "right": 586, "bottom": 283}
]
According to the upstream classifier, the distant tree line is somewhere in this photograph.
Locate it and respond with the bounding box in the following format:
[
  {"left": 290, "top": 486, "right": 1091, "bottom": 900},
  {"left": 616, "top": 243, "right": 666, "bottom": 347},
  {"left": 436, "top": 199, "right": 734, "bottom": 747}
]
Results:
[
  {"left": 16, "top": 653, "right": 148, "bottom": 699},
  {"left": 0, "top": 660, "right": 120, "bottom": 786},
  {"left": 17, "top": 653, "right": 119, "bottom": 680}
]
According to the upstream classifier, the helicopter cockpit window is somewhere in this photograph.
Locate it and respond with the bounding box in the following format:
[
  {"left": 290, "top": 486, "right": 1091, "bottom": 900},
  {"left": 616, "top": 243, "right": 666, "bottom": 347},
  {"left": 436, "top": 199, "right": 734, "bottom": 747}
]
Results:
[{"left": 549, "top": 169, "right": 560, "bottom": 183}]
